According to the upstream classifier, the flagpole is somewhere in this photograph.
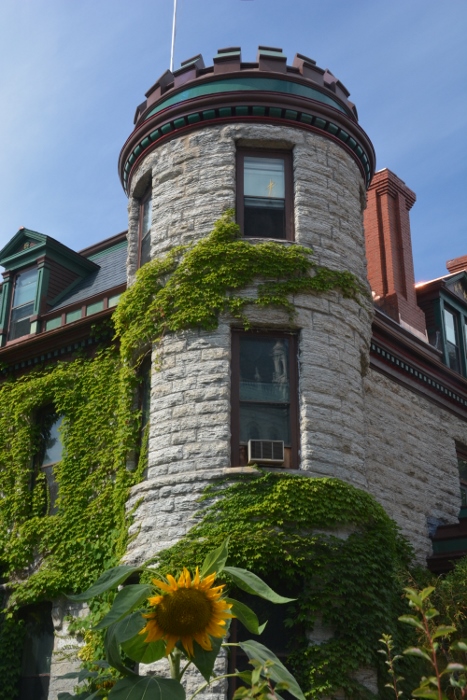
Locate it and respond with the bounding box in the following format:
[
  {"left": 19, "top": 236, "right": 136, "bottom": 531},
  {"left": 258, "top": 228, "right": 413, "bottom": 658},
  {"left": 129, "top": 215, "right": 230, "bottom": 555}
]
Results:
[{"left": 170, "top": 0, "right": 178, "bottom": 72}]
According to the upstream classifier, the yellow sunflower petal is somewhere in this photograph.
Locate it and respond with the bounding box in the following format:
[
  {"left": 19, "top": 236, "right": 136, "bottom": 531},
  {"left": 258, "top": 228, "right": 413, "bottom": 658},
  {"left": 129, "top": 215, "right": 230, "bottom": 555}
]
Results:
[
  {"left": 148, "top": 594, "right": 163, "bottom": 606},
  {"left": 194, "top": 632, "right": 213, "bottom": 651},
  {"left": 165, "top": 634, "right": 179, "bottom": 656},
  {"left": 152, "top": 577, "right": 175, "bottom": 593},
  {"left": 192, "top": 567, "right": 200, "bottom": 586},
  {"left": 181, "top": 636, "right": 195, "bottom": 657}
]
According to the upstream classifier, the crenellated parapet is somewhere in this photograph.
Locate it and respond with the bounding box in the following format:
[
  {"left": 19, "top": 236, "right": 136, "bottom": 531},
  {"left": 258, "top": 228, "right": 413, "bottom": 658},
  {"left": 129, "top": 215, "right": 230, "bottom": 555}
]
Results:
[{"left": 118, "top": 46, "right": 375, "bottom": 194}]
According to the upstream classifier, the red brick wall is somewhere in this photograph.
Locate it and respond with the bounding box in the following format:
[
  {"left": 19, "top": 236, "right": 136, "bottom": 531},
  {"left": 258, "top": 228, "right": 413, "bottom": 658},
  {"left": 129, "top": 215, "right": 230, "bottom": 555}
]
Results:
[{"left": 364, "top": 168, "right": 426, "bottom": 335}]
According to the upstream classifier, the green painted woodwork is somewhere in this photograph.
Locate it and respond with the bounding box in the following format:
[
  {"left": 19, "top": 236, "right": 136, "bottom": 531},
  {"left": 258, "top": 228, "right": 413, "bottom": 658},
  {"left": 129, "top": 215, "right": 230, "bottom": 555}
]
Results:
[{"left": 144, "top": 77, "right": 348, "bottom": 121}]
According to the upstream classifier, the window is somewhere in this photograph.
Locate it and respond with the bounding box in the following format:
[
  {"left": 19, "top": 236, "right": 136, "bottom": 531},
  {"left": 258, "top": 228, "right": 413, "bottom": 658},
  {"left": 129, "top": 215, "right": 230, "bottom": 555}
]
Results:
[
  {"left": 457, "top": 444, "right": 467, "bottom": 509},
  {"left": 38, "top": 413, "right": 64, "bottom": 515},
  {"left": 9, "top": 267, "right": 38, "bottom": 340},
  {"left": 231, "top": 331, "right": 299, "bottom": 468},
  {"left": 237, "top": 150, "right": 293, "bottom": 240},
  {"left": 227, "top": 589, "right": 297, "bottom": 699},
  {"left": 444, "top": 307, "right": 461, "bottom": 373},
  {"left": 18, "top": 603, "right": 54, "bottom": 700},
  {"left": 139, "top": 187, "right": 153, "bottom": 266}
]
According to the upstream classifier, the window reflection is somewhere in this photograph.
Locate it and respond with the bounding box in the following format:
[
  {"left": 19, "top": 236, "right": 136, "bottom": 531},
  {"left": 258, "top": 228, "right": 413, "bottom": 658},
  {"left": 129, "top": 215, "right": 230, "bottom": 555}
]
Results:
[
  {"left": 243, "top": 156, "right": 286, "bottom": 239},
  {"left": 9, "top": 268, "right": 38, "bottom": 340},
  {"left": 140, "top": 191, "right": 153, "bottom": 266},
  {"left": 39, "top": 414, "right": 63, "bottom": 515},
  {"left": 239, "top": 337, "right": 290, "bottom": 444},
  {"left": 444, "top": 308, "right": 461, "bottom": 373}
]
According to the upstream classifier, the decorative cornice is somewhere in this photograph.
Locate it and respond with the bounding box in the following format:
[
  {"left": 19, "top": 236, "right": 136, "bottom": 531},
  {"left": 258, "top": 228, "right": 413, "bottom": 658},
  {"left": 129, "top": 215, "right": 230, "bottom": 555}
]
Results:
[{"left": 118, "top": 47, "right": 375, "bottom": 194}]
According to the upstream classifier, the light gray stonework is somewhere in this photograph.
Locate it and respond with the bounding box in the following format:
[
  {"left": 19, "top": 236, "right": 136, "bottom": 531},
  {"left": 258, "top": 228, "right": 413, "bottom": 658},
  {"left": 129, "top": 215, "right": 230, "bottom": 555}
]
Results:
[
  {"left": 47, "top": 600, "right": 88, "bottom": 700},
  {"left": 122, "top": 120, "right": 374, "bottom": 698},
  {"left": 364, "top": 370, "right": 466, "bottom": 561}
]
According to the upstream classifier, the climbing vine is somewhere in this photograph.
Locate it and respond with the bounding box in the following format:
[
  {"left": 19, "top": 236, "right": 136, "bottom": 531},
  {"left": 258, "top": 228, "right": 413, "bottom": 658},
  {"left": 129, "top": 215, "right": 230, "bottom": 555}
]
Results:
[
  {"left": 113, "top": 209, "right": 366, "bottom": 364},
  {"left": 0, "top": 211, "right": 369, "bottom": 696},
  {"left": 149, "top": 472, "right": 421, "bottom": 699}
]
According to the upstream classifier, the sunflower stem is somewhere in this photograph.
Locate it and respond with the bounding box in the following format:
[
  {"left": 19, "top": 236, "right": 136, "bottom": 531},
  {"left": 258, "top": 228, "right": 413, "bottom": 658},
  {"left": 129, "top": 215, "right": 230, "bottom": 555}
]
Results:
[{"left": 168, "top": 647, "right": 183, "bottom": 681}]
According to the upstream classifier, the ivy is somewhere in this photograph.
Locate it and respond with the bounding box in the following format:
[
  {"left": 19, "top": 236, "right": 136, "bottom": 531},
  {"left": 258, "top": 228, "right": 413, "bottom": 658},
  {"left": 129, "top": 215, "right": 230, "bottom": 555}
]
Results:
[
  {"left": 0, "top": 346, "right": 146, "bottom": 698},
  {"left": 0, "top": 211, "right": 373, "bottom": 697},
  {"left": 113, "top": 209, "right": 366, "bottom": 364},
  {"left": 149, "top": 473, "right": 420, "bottom": 699}
]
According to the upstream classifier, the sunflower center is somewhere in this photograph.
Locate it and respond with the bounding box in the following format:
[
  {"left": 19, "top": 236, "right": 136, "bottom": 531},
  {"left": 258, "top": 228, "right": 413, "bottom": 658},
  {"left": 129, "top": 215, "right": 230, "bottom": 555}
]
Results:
[{"left": 154, "top": 588, "right": 213, "bottom": 637}]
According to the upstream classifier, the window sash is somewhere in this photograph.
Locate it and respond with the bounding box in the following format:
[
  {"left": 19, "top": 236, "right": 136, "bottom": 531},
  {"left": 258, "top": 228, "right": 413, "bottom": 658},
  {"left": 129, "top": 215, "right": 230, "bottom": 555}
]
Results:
[
  {"left": 139, "top": 188, "right": 153, "bottom": 266},
  {"left": 236, "top": 150, "right": 293, "bottom": 241},
  {"left": 231, "top": 330, "right": 299, "bottom": 468}
]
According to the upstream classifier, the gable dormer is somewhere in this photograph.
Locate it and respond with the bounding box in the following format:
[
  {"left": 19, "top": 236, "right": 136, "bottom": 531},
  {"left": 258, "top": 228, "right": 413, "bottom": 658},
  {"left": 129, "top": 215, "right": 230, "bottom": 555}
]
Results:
[{"left": 0, "top": 227, "right": 99, "bottom": 345}]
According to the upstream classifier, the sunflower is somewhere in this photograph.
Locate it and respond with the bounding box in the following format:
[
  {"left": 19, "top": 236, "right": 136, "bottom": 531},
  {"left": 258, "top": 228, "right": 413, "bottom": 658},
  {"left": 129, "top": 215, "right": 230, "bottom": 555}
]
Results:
[{"left": 140, "top": 567, "right": 234, "bottom": 657}]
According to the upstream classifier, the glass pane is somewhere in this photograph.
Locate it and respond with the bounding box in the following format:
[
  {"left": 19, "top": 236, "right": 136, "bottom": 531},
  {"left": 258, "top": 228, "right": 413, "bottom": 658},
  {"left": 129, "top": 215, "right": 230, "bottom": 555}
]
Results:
[
  {"left": 86, "top": 300, "right": 104, "bottom": 315},
  {"left": 41, "top": 465, "right": 59, "bottom": 514},
  {"left": 458, "top": 456, "right": 467, "bottom": 481},
  {"left": 240, "top": 403, "right": 290, "bottom": 443},
  {"left": 240, "top": 337, "right": 289, "bottom": 402},
  {"left": 244, "top": 157, "right": 285, "bottom": 199},
  {"left": 13, "top": 268, "right": 38, "bottom": 307},
  {"left": 141, "top": 231, "right": 151, "bottom": 265},
  {"left": 66, "top": 309, "right": 81, "bottom": 323},
  {"left": 446, "top": 340, "right": 460, "bottom": 373},
  {"left": 141, "top": 195, "right": 152, "bottom": 236},
  {"left": 244, "top": 198, "right": 285, "bottom": 239},
  {"left": 42, "top": 416, "right": 64, "bottom": 466},
  {"left": 444, "top": 308, "right": 457, "bottom": 345}
]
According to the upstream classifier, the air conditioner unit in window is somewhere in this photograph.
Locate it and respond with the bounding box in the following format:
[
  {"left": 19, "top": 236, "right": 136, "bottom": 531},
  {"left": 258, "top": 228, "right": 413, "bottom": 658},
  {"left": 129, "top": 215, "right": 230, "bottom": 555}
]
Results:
[{"left": 248, "top": 440, "right": 284, "bottom": 465}]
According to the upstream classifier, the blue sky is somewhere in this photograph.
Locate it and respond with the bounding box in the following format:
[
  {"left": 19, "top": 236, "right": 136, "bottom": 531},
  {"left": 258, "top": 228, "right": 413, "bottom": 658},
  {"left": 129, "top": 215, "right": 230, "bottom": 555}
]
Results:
[{"left": 0, "top": 0, "right": 465, "bottom": 282}]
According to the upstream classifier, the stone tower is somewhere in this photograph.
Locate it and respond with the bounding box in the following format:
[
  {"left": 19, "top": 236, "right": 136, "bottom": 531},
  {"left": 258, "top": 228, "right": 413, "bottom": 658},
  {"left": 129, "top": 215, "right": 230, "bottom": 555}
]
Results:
[{"left": 118, "top": 46, "right": 376, "bottom": 569}]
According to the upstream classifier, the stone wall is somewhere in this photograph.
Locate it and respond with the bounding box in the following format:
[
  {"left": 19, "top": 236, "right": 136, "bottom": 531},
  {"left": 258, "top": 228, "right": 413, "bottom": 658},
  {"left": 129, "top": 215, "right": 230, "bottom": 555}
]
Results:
[{"left": 364, "top": 369, "right": 466, "bottom": 560}]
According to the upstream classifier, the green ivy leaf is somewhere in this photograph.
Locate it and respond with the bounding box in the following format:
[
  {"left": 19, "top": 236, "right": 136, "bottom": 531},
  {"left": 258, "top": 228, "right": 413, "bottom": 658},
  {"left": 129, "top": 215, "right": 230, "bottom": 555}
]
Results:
[
  {"left": 237, "top": 639, "right": 306, "bottom": 700},
  {"left": 68, "top": 565, "right": 141, "bottom": 601},
  {"left": 223, "top": 567, "right": 295, "bottom": 604},
  {"left": 94, "top": 584, "right": 152, "bottom": 630},
  {"left": 200, "top": 537, "right": 230, "bottom": 577},
  {"left": 108, "top": 676, "right": 185, "bottom": 700}
]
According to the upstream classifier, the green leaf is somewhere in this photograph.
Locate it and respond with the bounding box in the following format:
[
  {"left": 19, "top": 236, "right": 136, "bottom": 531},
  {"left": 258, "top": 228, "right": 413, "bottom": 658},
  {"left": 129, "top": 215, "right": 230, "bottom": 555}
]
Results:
[
  {"left": 94, "top": 584, "right": 152, "bottom": 630},
  {"left": 122, "top": 632, "right": 166, "bottom": 664},
  {"left": 403, "top": 647, "right": 432, "bottom": 663},
  {"left": 238, "top": 639, "right": 306, "bottom": 700},
  {"left": 105, "top": 620, "right": 138, "bottom": 677},
  {"left": 451, "top": 640, "right": 467, "bottom": 652},
  {"left": 112, "top": 611, "right": 146, "bottom": 643},
  {"left": 223, "top": 567, "right": 295, "bottom": 604},
  {"left": 398, "top": 615, "right": 424, "bottom": 630},
  {"left": 108, "top": 676, "right": 185, "bottom": 700},
  {"left": 189, "top": 619, "right": 231, "bottom": 682},
  {"left": 227, "top": 597, "right": 266, "bottom": 635},
  {"left": 200, "top": 537, "right": 230, "bottom": 577},
  {"left": 445, "top": 663, "right": 466, "bottom": 673},
  {"left": 432, "top": 625, "right": 456, "bottom": 640},
  {"left": 67, "top": 565, "right": 141, "bottom": 601},
  {"left": 411, "top": 690, "right": 443, "bottom": 700}
]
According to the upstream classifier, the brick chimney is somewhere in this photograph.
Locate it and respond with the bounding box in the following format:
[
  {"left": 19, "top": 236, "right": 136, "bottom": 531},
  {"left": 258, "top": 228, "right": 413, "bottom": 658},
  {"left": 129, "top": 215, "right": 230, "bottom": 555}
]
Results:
[
  {"left": 364, "top": 168, "right": 427, "bottom": 337},
  {"left": 446, "top": 255, "right": 467, "bottom": 275}
]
